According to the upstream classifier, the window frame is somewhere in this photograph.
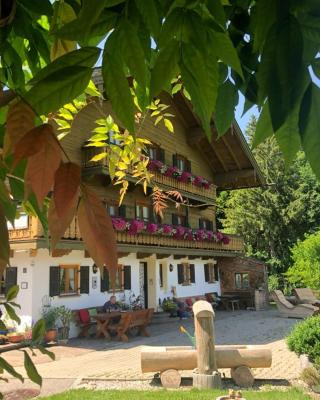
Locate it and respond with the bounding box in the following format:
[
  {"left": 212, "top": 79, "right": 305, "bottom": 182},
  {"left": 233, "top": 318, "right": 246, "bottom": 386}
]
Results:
[
  {"left": 178, "top": 263, "right": 195, "bottom": 285},
  {"left": 59, "top": 264, "right": 80, "bottom": 296},
  {"left": 176, "top": 154, "right": 188, "bottom": 171},
  {"left": 108, "top": 265, "right": 124, "bottom": 293},
  {"left": 146, "top": 143, "right": 162, "bottom": 161},
  {"left": 107, "top": 201, "right": 119, "bottom": 217},
  {"left": 199, "top": 218, "right": 213, "bottom": 231},
  {"left": 173, "top": 213, "right": 187, "bottom": 226},
  {"left": 235, "top": 272, "right": 250, "bottom": 290},
  {"left": 135, "top": 201, "right": 152, "bottom": 222},
  {"left": 205, "top": 263, "right": 219, "bottom": 283}
]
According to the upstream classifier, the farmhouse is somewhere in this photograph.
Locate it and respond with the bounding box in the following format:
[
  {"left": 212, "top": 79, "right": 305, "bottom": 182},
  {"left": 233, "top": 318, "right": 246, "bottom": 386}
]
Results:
[{"left": 7, "top": 72, "right": 265, "bottom": 335}]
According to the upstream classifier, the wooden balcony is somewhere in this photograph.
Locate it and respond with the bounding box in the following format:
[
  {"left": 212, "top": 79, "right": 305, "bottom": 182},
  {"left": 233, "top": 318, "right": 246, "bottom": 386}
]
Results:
[
  {"left": 82, "top": 146, "right": 216, "bottom": 202},
  {"left": 9, "top": 216, "right": 244, "bottom": 255}
]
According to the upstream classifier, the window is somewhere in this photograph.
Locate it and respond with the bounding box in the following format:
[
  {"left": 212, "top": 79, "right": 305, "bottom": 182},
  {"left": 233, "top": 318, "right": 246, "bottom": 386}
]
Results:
[
  {"left": 172, "top": 214, "right": 187, "bottom": 226},
  {"left": 199, "top": 219, "right": 213, "bottom": 230},
  {"left": 173, "top": 154, "right": 191, "bottom": 172},
  {"left": 235, "top": 273, "right": 250, "bottom": 289},
  {"left": 59, "top": 265, "right": 79, "bottom": 295},
  {"left": 177, "top": 263, "right": 195, "bottom": 285},
  {"left": 147, "top": 144, "right": 164, "bottom": 162},
  {"left": 204, "top": 263, "right": 219, "bottom": 283},
  {"left": 136, "top": 203, "right": 151, "bottom": 222},
  {"left": 0, "top": 267, "right": 17, "bottom": 296},
  {"left": 106, "top": 202, "right": 126, "bottom": 218},
  {"left": 100, "top": 265, "right": 131, "bottom": 292},
  {"left": 108, "top": 204, "right": 118, "bottom": 217}
]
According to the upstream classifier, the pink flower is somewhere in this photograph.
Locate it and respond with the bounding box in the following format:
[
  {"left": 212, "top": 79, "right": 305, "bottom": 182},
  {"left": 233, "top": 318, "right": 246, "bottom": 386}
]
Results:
[
  {"left": 162, "top": 224, "right": 173, "bottom": 234},
  {"left": 112, "top": 217, "right": 126, "bottom": 231},
  {"left": 178, "top": 171, "right": 192, "bottom": 183},
  {"left": 202, "top": 180, "right": 211, "bottom": 189},
  {"left": 216, "top": 232, "right": 224, "bottom": 242},
  {"left": 186, "top": 228, "right": 193, "bottom": 241},
  {"left": 128, "top": 219, "right": 145, "bottom": 235},
  {"left": 206, "top": 230, "right": 214, "bottom": 241},
  {"left": 222, "top": 235, "right": 230, "bottom": 245},
  {"left": 165, "top": 166, "right": 179, "bottom": 177},
  {"left": 174, "top": 226, "right": 186, "bottom": 239},
  {"left": 196, "top": 229, "right": 206, "bottom": 241},
  {"left": 147, "top": 160, "right": 163, "bottom": 171},
  {"left": 193, "top": 176, "right": 203, "bottom": 187},
  {"left": 146, "top": 223, "right": 158, "bottom": 234}
]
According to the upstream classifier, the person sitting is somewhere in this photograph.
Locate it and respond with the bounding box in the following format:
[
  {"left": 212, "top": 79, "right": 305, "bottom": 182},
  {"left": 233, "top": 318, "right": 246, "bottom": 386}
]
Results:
[
  {"left": 103, "top": 295, "right": 121, "bottom": 313},
  {"left": 173, "top": 298, "right": 189, "bottom": 320}
]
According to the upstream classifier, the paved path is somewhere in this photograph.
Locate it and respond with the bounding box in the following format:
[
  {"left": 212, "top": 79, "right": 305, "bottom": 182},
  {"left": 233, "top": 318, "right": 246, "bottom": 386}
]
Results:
[{"left": 0, "top": 309, "right": 301, "bottom": 396}]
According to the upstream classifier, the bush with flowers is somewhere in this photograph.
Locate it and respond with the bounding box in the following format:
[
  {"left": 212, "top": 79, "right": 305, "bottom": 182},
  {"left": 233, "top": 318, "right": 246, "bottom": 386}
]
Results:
[
  {"left": 111, "top": 217, "right": 230, "bottom": 245},
  {"left": 147, "top": 159, "right": 212, "bottom": 190}
]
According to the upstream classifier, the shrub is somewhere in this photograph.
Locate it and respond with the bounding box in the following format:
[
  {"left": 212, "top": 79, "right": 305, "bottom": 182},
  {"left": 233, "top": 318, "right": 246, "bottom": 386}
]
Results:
[
  {"left": 286, "top": 231, "right": 320, "bottom": 290},
  {"left": 268, "top": 275, "right": 280, "bottom": 291},
  {"left": 287, "top": 316, "right": 320, "bottom": 362},
  {"left": 300, "top": 367, "right": 320, "bottom": 387}
]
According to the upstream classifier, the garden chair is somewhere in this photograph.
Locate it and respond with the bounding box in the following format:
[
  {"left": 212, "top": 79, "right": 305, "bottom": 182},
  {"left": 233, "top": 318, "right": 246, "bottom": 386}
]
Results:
[
  {"left": 272, "top": 290, "right": 319, "bottom": 319},
  {"left": 293, "top": 288, "right": 320, "bottom": 306}
]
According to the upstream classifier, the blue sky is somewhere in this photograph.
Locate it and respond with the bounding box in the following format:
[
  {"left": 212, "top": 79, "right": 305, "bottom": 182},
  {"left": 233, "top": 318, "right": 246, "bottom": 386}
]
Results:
[{"left": 235, "top": 92, "right": 259, "bottom": 134}]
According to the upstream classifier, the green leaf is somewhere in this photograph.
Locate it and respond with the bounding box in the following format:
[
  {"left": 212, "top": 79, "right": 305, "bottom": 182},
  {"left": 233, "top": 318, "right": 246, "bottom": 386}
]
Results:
[
  {"left": 118, "top": 20, "right": 148, "bottom": 88},
  {"left": 251, "top": 0, "right": 277, "bottom": 52},
  {"left": 0, "top": 357, "right": 23, "bottom": 382},
  {"left": 0, "top": 211, "right": 10, "bottom": 267},
  {"left": 135, "top": 0, "right": 161, "bottom": 38},
  {"left": 215, "top": 80, "right": 238, "bottom": 136},
  {"left": 275, "top": 107, "right": 301, "bottom": 165},
  {"left": 206, "top": 0, "right": 226, "bottom": 27},
  {"left": 2, "top": 42, "right": 25, "bottom": 90},
  {"left": 30, "top": 47, "right": 100, "bottom": 85},
  {"left": 32, "top": 319, "right": 46, "bottom": 342},
  {"left": 299, "top": 83, "right": 320, "bottom": 178},
  {"left": 259, "top": 17, "right": 304, "bottom": 132},
  {"left": 4, "top": 303, "right": 21, "bottom": 324},
  {"left": 180, "top": 44, "right": 218, "bottom": 138},
  {"left": 164, "top": 119, "right": 174, "bottom": 133},
  {"left": 0, "top": 180, "right": 16, "bottom": 225},
  {"left": 252, "top": 102, "right": 273, "bottom": 148},
  {"left": 23, "top": 194, "right": 48, "bottom": 237},
  {"left": 102, "top": 33, "right": 135, "bottom": 133},
  {"left": 37, "top": 345, "right": 55, "bottom": 361},
  {"left": 209, "top": 31, "right": 243, "bottom": 80},
  {"left": 23, "top": 350, "right": 42, "bottom": 386},
  {"left": 6, "top": 285, "right": 19, "bottom": 302},
  {"left": 18, "top": 0, "right": 53, "bottom": 16},
  {"left": 150, "top": 41, "right": 180, "bottom": 98},
  {"left": 25, "top": 66, "right": 93, "bottom": 115}
]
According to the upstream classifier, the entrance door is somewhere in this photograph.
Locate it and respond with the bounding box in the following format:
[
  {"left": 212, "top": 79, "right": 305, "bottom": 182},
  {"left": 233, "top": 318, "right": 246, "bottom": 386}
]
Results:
[{"left": 139, "top": 262, "right": 148, "bottom": 309}]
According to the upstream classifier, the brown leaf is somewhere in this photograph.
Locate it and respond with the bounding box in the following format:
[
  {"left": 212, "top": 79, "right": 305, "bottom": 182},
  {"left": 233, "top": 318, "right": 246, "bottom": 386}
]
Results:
[
  {"left": 0, "top": 207, "right": 10, "bottom": 267},
  {"left": 24, "top": 126, "right": 62, "bottom": 207},
  {"left": 77, "top": 186, "right": 118, "bottom": 279},
  {"left": 53, "top": 162, "right": 81, "bottom": 218},
  {"left": 13, "top": 124, "right": 52, "bottom": 168},
  {"left": 167, "top": 190, "right": 184, "bottom": 203},
  {"left": 48, "top": 196, "right": 78, "bottom": 250},
  {"left": 3, "top": 101, "right": 35, "bottom": 157}
]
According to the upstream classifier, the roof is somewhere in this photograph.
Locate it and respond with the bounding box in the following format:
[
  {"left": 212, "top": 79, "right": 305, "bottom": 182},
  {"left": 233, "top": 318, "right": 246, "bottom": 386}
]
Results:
[
  {"left": 173, "top": 91, "right": 265, "bottom": 190},
  {"left": 92, "top": 68, "right": 265, "bottom": 190}
]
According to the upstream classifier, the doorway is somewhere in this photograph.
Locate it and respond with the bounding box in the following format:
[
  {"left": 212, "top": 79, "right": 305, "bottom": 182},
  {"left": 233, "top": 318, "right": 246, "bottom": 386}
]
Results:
[{"left": 139, "top": 262, "right": 148, "bottom": 309}]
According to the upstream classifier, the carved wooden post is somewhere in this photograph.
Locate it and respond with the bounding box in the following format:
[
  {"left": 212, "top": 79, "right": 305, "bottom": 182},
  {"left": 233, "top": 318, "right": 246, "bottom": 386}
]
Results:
[{"left": 192, "top": 300, "right": 222, "bottom": 389}]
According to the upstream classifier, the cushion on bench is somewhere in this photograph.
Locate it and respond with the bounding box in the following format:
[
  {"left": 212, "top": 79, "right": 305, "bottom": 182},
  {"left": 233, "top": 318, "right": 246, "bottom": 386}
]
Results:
[
  {"left": 79, "top": 309, "right": 90, "bottom": 324},
  {"left": 185, "top": 298, "right": 193, "bottom": 307}
]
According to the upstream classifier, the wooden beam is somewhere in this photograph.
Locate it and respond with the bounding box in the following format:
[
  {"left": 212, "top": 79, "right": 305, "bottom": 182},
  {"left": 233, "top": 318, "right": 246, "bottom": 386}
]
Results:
[
  {"left": 173, "top": 255, "right": 186, "bottom": 260},
  {"left": 137, "top": 252, "right": 153, "bottom": 260},
  {"left": 214, "top": 169, "right": 255, "bottom": 186},
  {"left": 156, "top": 254, "right": 171, "bottom": 259},
  {"left": 118, "top": 252, "right": 130, "bottom": 259},
  {"left": 52, "top": 249, "right": 72, "bottom": 257}
]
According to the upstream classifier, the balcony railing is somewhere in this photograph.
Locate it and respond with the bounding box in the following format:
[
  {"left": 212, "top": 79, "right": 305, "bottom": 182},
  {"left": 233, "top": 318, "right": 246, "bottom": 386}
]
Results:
[
  {"left": 9, "top": 216, "right": 244, "bottom": 254},
  {"left": 82, "top": 146, "right": 216, "bottom": 200}
]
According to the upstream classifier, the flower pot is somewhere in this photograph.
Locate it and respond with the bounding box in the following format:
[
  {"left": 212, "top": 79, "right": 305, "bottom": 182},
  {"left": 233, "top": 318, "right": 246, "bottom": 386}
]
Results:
[
  {"left": 45, "top": 329, "right": 57, "bottom": 342},
  {"left": 7, "top": 334, "right": 25, "bottom": 343}
]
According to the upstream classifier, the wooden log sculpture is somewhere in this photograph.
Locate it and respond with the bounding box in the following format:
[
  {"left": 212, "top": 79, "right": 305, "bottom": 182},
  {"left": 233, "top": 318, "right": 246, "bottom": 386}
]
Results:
[{"left": 192, "top": 300, "right": 222, "bottom": 389}]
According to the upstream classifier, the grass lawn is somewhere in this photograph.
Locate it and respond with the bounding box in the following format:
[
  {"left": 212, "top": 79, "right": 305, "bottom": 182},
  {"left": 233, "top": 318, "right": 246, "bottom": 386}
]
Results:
[{"left": 42, "top": 388, "right": 311, "bottom": 399}]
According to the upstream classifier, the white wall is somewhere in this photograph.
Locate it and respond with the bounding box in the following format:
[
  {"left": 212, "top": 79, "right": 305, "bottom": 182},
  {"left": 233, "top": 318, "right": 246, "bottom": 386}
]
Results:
[
  {"left": 157, "top": 257, "right": 221, "bottom": 302},
  {"left": 9, "top": 250, "right": 221, "bottom": 336}
]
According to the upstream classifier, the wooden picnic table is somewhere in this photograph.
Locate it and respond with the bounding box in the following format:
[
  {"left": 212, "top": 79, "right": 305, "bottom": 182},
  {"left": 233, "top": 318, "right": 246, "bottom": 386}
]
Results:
[
  {"left": 220, "top": 294, "right": 240, "bottom": 311},
  {"left": 93, "top": 312, "right": 122, "bottom": 339}
]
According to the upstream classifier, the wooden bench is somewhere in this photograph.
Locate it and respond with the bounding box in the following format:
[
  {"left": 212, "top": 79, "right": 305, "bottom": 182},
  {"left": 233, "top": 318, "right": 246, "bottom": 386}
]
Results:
[
  {"left": 73, "top": 306, "right": 103, "bottom": 338},
  {"left": 108, "top": 308, "right": 154, "bottom": 342}
]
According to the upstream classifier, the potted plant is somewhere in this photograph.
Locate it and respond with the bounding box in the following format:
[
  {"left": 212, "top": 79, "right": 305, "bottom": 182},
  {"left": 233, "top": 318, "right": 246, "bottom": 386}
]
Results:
[
  {"left": 6, "top": 331, "right": 25, "bottom": 343},
  {"left": 56, "top": 306, "right": 73, "bottom": 344},
  {"left": 162, "top": 298, "right": 178, "bottom": 317},
  {"left": 42, "top": 307, "right": 58, "bottom": 342}
]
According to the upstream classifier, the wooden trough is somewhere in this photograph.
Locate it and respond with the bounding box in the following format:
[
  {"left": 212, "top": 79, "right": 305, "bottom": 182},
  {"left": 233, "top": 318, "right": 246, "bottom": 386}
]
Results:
[{"left": 141, "top": 345, "right": 272, "bottom": 388}]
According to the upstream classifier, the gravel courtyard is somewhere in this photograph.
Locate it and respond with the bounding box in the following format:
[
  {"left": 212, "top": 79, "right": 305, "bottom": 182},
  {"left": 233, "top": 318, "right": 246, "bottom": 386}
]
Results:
[{"left": 0, "top": 308, "right": 302, "bottom": 396}]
